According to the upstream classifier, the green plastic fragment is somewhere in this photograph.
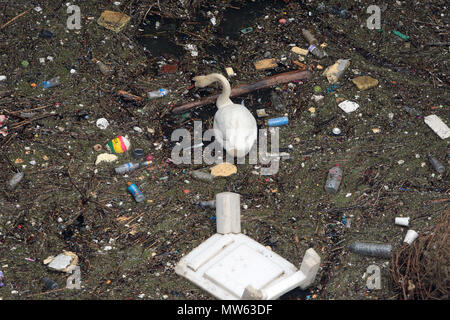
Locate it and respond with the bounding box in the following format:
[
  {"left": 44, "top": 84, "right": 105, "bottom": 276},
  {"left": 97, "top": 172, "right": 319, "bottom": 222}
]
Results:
[
  {"left": 21, "top": 60, "right": 29, "bottom": 67},
  {"left": 392, "top": 30, "right": 410, "bottom": 41},
  {"left": 241, "top": 27, "right": 253, "bottom": 34},
  {"left": 313, "top": 85, "right": 322, "bottom": 93}
]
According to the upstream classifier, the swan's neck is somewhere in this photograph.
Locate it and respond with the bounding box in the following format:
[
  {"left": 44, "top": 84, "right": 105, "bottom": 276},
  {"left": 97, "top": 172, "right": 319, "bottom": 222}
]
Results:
[{"left": 208, "top": 73, "right": 233, "bottom": 108}]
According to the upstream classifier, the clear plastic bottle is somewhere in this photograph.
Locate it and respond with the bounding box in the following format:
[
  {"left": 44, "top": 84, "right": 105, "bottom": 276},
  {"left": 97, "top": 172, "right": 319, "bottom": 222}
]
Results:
[
  {"left": 147, "top": 88, "right": 169, "bottom": 99},
  {"left": 270, "top": 91, "right": 284, "bottom": 111},
  {"left": 127, "top": 182, "right": 145, "bottom": 203},
  {"left": 42, "top": 277, "right": 58, "bottom": 290},
  {"left": 42, "top": 76, "right": 61, "bottom": 88},
  {"left": 325, "top": 165, "right": 342, "bottom": 193},
  {"left": 197, "top": 200, "right": 216, "bottom": 209},
  {"left": 308, "top": 44, "right": 326, "bottom": 59},
  {"left": 93, "top": 59, "right": 114, "bottom": 76},
  {"left": 115, "top": 162, "right": 140, "bottom": 174},
  {"left": 428, "top": 155, "right": 445, "bottom": 174},
  {"left": 302, "top": 29, "right": 319, "bottom": 45},
  {"left": 8, "top": 172, "right": 24, "bottom": 189}
]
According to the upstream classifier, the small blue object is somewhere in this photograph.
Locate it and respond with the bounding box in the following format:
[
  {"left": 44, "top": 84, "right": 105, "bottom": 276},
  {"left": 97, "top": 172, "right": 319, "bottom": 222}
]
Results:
[
  {"left": 342, "top": 216, "right": 347, "bottom": 225},
  {"left": 268, "top": 116, "right": 288, "bottom": 127}
]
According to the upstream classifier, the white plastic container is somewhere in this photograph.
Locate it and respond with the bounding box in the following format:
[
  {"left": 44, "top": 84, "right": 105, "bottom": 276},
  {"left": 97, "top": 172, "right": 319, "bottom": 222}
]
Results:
[
  {"left": 404, "top": 230, "right": 419, "bottom": 245},
  {"left": 395, "top": 217, "right": 410, "bottom": 227}
]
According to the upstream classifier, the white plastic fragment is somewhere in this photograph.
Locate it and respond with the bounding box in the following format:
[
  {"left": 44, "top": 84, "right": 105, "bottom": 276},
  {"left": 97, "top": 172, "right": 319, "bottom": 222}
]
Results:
[
  {"left": 0, "top": 75, "right": 6, "bottom": 81},
  {"left": 395, "top": 217, "right": 410, "bottom": 227},
  {"left": 216, "top": 192, "right": 241, "bottom": 234},
  {"left": 424, "top": 115, "right": 450, "bottom": 139},
  {"left": 404, "top": 230, "right": 419, "bottom": 245},
  {"left": 96, "top": 118, "right": 109, "bottom": 130},
  {"left": 338, "top": 100, "right": 359, "bottom": 113},
  {"left": 175, "top": 192, "right": 321, "bottom": 300}
]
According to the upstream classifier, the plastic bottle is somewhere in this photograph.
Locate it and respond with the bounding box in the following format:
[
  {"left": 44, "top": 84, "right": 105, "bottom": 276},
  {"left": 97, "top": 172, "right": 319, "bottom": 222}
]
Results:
[
  {"left": 428, "top": 155, "right": 445, "bottom": 174},
  {"left": 42, "top": 76, "right": 61, "bottom": 88},
  {"left": 127, "top": 182, "right": 145, "bottom": 202},
  {"left": 93, "top": 58, "right": 114, "bottom": 76},
  {"left": 147, "top": 88, "right": 169, "bottom": 99},
  {"left": 197, "top": 200, "right": 216, "bottom": 209},
  {"left": 325, "top": 165, "right": 342, "bottom": 193},
  {"left": 268, "top": 116, "right": 289, "bottom": 127},
  {"left": 308, "top": 44, "right": 326, "bottom": 59},
  {"left": 191, "top": 170, "right": 214, "bottom": 182},
  {"left": 8, "top": 172, "right": 24, "bottom": 189},
  {"left": 347, "top": 242, "right": 392, "bottom": 258},
  {"left": 0, "top": 271, "right": 4, "bottom": 287},
  {"left": 42, "top": 277, "right": 58, "bottom": 290},
  {"left": 270, "top": 91, "right": 284, "bottom": 111},
  {"left": 115, "top": 162, "right": 140, "bottom": 174},
  {"left": 302, "top": 29, "right": 319, "bottom": 45}
]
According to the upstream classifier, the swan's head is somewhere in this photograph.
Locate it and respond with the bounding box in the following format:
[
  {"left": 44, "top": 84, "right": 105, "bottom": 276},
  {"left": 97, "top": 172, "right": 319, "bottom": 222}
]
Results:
[{"left": 193, "top": 75, "right": 213, "bottom": 88}]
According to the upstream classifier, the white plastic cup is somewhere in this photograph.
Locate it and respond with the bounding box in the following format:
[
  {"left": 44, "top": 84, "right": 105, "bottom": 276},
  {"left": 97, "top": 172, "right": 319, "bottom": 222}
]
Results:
[
  {"left": 96, "top": 118, "right": 109, "bottom": 130},
  {"left": 404, "top": 230, "right": 419, "bottom": 245},
  {"left": 395, "top": 217, "right": 410, "bottom": 227}
]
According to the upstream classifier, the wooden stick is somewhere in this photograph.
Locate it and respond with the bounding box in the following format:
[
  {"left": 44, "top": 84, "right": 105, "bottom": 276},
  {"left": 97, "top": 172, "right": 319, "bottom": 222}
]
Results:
[
  {"left": 1, "top": 8, "right": 32, "bottom": 30},
  {"left": 171, "top": 70, "right": 312, "bottom": 114}
]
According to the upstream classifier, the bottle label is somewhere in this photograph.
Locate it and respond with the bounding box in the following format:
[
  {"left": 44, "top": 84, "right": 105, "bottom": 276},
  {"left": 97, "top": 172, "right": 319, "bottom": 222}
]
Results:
[
  {"left": 308, "top": 44, "right": 316, "bottom": 52},
  {"left": 107, "top": 136, "right": 128, "bottom": 153},
  {"left": 159, "top": 88, "right": 167, "bottom": 96}
]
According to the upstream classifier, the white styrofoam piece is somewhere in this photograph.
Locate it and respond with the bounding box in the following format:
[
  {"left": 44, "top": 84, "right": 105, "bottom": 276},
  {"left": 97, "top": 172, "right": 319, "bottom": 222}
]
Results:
[
  {"left": 216, "top": 192, "right": 240, "bottom": 234},
  {"left": 298, "top": 248, "right": 321, "bottom": 289},
  {"left": 175, "top": 233, "right": 298, "bottom": 300},
  {"left": 48, "top": 254, "right": 72, "bottom": 271},
  {"left": 338, "top": 100, "right": 359, "bottom": 113},
  {"left": 424, "top": 115, "right": 450, "bottom": 139}
]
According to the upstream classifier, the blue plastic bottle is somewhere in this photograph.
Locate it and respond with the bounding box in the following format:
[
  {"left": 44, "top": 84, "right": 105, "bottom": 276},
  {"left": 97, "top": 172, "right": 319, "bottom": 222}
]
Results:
[{"left": 127, "top": 182, "right": 145, "bottom": 202}]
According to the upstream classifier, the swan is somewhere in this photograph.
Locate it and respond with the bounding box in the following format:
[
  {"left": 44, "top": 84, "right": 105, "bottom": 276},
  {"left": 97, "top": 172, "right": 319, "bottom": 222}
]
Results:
[{"left": 193, "top": 73, "right": 257, "bottom": 159}]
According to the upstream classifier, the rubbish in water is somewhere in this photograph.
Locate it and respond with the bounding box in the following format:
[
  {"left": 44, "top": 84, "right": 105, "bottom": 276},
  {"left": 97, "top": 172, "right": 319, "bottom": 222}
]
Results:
[
  {"left": 347, "top": 242, "right": 392, "bottom": 258},
  {"left": 184, "top": 44, "right": 198, "bottom": 57},
  {"left": 392, "top": 30, "right": 410, "bottom": 41},
  {"left": 42, "top": 76, "right": 61, "bottom": 88},
  {"left": 175, "top": 192, "right": 321, "bottom": 299},
  {"left": 254, "top": 58, "right": 277, "bottom": 70},
  {"left": 352, "top": 76, "right": 379, "bottom": 90},
  {"left": 270, "top": 91, "right": 284, "bottom": 112},
  {"left": 268, "top": 116, "right": 288, "bottom": 127},
  {"left": 191, "top": 170, "right": 214, "bottom": 182},
  {"left": 8, "top": 172, "right": 24, "bottom": 189},
  {"left": 210, "top": 163, "right": 237, "bottom": 177},
  {"left": 329, "top": 5, "right": 350, "bottom": 18},
  {"left": 372, "top": 128, "right": 381, "bottom": 133},
  {"left": 424, "top": 115, "right": 450, "bottom": 139},
  {"left": 115, "top": 162, "right": 140, "bottom": 174},
  {"left": 312, "top": 94, "right": 324, "bottom": 105},
  {"left": 42, "top": 277, "right": 58, "bottom": 290},
  {"left": 197, "top": 200, "right": 216, "bottom": 209},
  {"left": 293, "top": 60, "right": 307, "bottom": 70},
  {"left": 147, "top": 88, "right": 169, "bottom": 99},
  {"left": 44, "top": 251, "right": 79, "bottom": 273},
  {"left": 322, "top": 59, "right": 350, "bottom": 83},
  {"left": 332, "top": 127, "right": 342, "bottom": 136},
  {"left": 97, "top": 10, "right": 131, "bottom": 32},
  {"left": 291, "top": 47, "right": 308, "bottom": 55},
  {"left": 0, "top": 75, "right": 6, "bottom": 81},
  {"left": 95, "top": 153, "right": 118, "bottom": 166},
  {"left": 256, "top": 109, "right": 268, "bottom": 118},
  {"left": 395, "top": 217, "right": 410, "bottom": 227},
  {"left": 0, "top": 270, "right": 4, "bottom": 287},
  {"left": 133, "top": 148, "right": 145, "bottom": 160},
  {"left": 403, "top": 106, "right": 422, "bottom": 117},
  {"left": 302, "top": 29, "right": 319, "bottom": 45},
  {"left": 308, "top": 44, "right": 326, "bottom": 59},
  {"left": 428, "top": 155, "right": 445, "bottom": 174},
  {"left": 404, "top": 230, "right": 419, "bottom": 245},
  {"left": 21, "top": 60, "right": 29, "bottom": 68},
  {"left": 325, "top": 165, "right": 342, "bottom": 194},
  {"left": 96, "top": 118, "right": 109, "bottom": 130},
  {"left": 145, "top": 154, "right": 155, "bottom": 162},
  {"left": 93, "top": 58, "right": 114, "bottom": 75},
  {"left": 338, "top": 100, "right": 359, "bottom": 113},
  {"left": 93, "top": 144, "right": 102, "bottom": 152},
  {"left": 117, "top": 90, "right": 144, "bottom": 102},
  {"left": 106, "top": 135, "right": 131, "bottom": 153},
  {"left": 240, "top": 27, "right": 253, "bottom": 34},
  {"left": 225, "top": 67, "right": 235, "bottom": 77},
  {"left": 127, "top": 182, "right": 145, "bottom": 202}
]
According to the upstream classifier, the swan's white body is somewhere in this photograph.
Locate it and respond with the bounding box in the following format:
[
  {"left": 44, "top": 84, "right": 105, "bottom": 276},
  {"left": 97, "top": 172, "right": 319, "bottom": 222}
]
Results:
[{"left": 193, "top": 73, "right": 257, "bottom": 158}]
